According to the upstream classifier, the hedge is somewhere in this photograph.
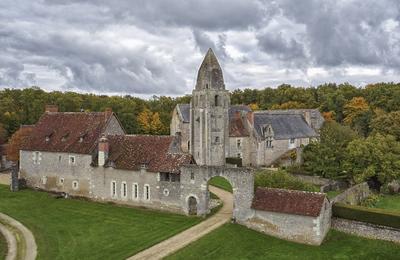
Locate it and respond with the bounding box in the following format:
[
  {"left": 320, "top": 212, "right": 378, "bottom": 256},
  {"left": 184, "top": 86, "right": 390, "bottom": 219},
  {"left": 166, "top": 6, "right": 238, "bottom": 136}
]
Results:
[{"left": 333, "top": 203, "right": 400, "bottom": 229}]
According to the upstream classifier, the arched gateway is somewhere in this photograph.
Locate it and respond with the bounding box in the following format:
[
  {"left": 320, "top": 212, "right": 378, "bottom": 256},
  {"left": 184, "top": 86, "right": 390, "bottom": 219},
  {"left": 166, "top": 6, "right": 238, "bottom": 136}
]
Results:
[{"left": 180, "top": 165, "right": 254, "bottom": 221}]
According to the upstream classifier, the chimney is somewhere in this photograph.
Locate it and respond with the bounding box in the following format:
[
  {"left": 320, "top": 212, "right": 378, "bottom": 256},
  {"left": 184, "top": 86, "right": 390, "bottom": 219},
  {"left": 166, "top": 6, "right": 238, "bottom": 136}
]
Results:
[
  {"left": 247, "top": 111, "right": 254, "bottom": 125},
  {"left": 45, "top": 105, "right": 58, "bottom": 113},
  {"left": 303, "top": 111, "right": 312, "bottom": 127},
  {"left": 105, "top": 107, "right": 112, "bottom": 121},
  {"left": 98, "top": 135, "right": 109, "bottom": 167}
]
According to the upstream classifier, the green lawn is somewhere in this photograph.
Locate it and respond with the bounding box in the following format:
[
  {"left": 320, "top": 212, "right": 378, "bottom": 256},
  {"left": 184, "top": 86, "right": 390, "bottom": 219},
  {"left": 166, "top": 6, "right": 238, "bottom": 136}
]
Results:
[
  {"left": 208, "top": 176, "right": 233, "bottom": 192},
  {"left": 0, "top": 185, "right": 201, "bottom": 260},
  {"left": 326, "top": 190, "right": 342, "bottom": 199},
  {"left": 167, "top": 223, "right": 400, "bottom": 260},
  {"left": 375, "top": 194, "right": 400, "bottom": 212},
  {"left": 0, "top": 231, "right": 6, "bottom": 260}
]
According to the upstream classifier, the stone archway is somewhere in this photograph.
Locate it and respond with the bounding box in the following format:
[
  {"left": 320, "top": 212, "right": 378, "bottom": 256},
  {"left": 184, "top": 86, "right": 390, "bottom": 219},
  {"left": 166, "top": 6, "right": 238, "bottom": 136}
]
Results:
[
  {"left": 188, "top": 196, "right": 198, "bottom": 215},
  {"left": 181, "top": 165, "right": 254, "bottom": 221}
]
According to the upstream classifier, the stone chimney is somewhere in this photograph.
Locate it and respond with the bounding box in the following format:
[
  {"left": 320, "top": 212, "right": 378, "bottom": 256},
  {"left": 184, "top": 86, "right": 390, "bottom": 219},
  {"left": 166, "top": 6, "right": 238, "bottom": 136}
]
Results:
[
  {"left": 45, "top": 105, "right": 58, "bottom": 113},
  {"left": 98, "top": 135, "right": 109, "bottom": 167},
  {"left": 105, "top": 108, "right": 112, "bottom": 121}
]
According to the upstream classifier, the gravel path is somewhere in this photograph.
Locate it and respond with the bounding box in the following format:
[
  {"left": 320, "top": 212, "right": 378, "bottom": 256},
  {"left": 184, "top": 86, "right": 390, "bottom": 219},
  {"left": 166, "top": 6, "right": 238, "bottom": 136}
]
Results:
[
  {"left": 128, "top": 186, "right": 233, "bottom": 260},
  {"left": 0, "top": 212, "right": 37, "bottom": 260}
]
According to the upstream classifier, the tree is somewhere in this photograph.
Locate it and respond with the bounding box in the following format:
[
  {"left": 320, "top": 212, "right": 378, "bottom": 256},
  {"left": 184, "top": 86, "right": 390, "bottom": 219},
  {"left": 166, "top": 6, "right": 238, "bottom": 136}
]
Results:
[
  {"left": 6, "top": 126, "right": 33, "bottom": 162},
  {"left": 302, "top": 121, "right": 358, "bottom": 179},
  {"left": 344, "top": 134, "right": 400, "bottom": 186},
  {"left": 0, "top": 124, "right": 7, "bottom": 144},
  {"left": 137, "top": 109, "right": 166, "bottom": 135},
  {"left": 271, "top": 101, "right": 308, "bottom": 110},
  {"left": 370, "top": 111, "right": 400, "bottom": 141},
  {"left": 343, "top": 97, "right": 372, "bottom": 136},
  {"left": 248, "top": 103, "right": 259, "bottom": 111}
]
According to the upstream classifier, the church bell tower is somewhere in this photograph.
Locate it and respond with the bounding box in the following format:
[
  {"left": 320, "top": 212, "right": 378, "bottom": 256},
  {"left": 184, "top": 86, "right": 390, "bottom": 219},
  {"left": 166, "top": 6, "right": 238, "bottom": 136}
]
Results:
[{"left": 190, "top": 48, "right": 230, "bottom": 166}]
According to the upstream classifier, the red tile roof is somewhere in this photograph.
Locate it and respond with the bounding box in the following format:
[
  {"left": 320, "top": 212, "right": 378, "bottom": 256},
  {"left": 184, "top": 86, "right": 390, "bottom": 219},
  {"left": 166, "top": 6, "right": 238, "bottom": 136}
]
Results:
[
  {"left": 251, "top": 187, "right": 326, "bottom": 217},
  {"left": 21, "top": 112, "right": 114, "bottom": 154},
  {"left": 106, "top": 135, "right": 193, "bottom": 173}
]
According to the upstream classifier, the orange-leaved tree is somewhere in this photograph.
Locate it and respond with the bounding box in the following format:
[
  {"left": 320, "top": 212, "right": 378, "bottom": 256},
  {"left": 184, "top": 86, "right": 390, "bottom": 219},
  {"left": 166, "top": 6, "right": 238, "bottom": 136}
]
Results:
[{"left": 7, "top": 126, "right": 33, "bottom": 162}]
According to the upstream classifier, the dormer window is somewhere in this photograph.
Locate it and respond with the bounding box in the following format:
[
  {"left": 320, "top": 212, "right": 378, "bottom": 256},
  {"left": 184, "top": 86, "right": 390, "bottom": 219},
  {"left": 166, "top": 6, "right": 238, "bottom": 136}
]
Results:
[
  {"left": 45, "top": 136, "right": 50, "bottom": 142},
  {"left": 61, "top": 132, "right": 70, "bottom": 142},
  {"left": 79, "top": 137, "right": 84, "bottom": 143}
]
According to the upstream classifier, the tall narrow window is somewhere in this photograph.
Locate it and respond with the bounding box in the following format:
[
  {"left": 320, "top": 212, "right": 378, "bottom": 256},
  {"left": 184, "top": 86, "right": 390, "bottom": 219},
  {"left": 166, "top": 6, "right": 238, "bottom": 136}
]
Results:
[
  {"left": 111, "top": 181, "right": 117, "bottom": 198},
  {"left": 237, "top": 139, "right": 241, "bottom": 148},
  {"left": 121, "top": 182, "right": 127, "bottom": 198},
  {"left": 214, "top": 95, "right": 219, "bottom": 106},
  {"left": 132, "top": 183, "right": 139, "bottom": 200},
  {"left": 265, "top": 137, "right": 273, "bottom": 148},
  {"left": 144, "top": 184, "right": 150, "bottom": 200},
  {"left": 33, "top": 151, "right": 40, "bottom": 164}
]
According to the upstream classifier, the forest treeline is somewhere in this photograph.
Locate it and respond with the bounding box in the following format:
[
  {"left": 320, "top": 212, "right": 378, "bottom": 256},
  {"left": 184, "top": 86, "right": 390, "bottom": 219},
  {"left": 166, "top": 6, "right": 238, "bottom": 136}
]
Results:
[{"left": 1, "top": 82, "right": 400, "bottom": 188}]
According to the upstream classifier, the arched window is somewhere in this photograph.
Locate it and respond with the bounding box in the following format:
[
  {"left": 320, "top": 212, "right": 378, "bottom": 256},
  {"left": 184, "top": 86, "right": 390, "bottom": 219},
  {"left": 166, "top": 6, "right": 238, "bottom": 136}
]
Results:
[{"left": 215, "top": 95, "right": 219, "bottom": 106}]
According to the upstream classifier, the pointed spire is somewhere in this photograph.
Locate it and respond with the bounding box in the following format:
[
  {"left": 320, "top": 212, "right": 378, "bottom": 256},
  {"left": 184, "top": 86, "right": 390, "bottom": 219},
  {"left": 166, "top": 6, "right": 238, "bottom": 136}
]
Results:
[{"left": 195, "top": 48, "right": 225, "bottom": 90}]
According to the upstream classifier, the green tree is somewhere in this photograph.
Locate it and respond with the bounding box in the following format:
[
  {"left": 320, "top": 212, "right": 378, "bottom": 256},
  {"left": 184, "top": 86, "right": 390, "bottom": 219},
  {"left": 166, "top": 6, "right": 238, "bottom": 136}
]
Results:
[
  {"left": 370, "top": 111, "right": 400, "bottom": 140},
  {"left": 302, "top": 121, "right": 358, "bottom": 179},
  {"left": 344, "top": 134, "right": 400, "bottom": 185}
]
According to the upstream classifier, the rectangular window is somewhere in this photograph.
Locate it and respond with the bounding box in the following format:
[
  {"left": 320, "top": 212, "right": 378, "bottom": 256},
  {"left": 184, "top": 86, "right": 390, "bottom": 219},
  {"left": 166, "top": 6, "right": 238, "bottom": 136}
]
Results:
[
  {"left": 33, "top": 151, "right": 40, "bottom": 164},
  {"left": 111, "top": 181, "right": 117, "bottom": 198},
  {"left": 265, "top": 137, "right": 273, "bottom": 149},
  {"left": 237, "top": 153, "right": 242, "bottom": 158},
  {"left": 290, "top": 138, "right": 295, "bottom": 144},
  {"left": 237, "top": 139, "right": 241, "bottom": 148},
  {"left": 144, "top": 185, "right": 150, "bottom": 200},
  {"left": 69, "top": 155, "right": 76, "bottom": 165},
  {"left": 215, "top": 136, "right": 220, "bottom": 144},
  {"left": 190, "top": 172, "right": 195, "bottom": 180},
  {"left": 132, "top": 183, "right": 139, "bottom": 200},
  {"left": 121, "top": 182, "right": 127, "bottom": 198},
  {"left": 59, "top": 177, "right": 64, "bottom": 185},
  {"left": 160, "top": 172, "right": 171, "bottom": 182}
]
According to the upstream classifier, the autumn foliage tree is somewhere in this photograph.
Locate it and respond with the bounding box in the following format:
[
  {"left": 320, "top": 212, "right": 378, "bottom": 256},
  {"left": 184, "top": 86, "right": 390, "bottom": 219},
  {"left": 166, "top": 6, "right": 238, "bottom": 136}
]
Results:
[
  {"left": 137, "top": 109, "right": 165, "bottom": 135},
  {"left": 343, "top": 97, "right": 372, "bottom": 136},
  {"left": 6, "top": 126, "right": 33, "bottom": 162}
]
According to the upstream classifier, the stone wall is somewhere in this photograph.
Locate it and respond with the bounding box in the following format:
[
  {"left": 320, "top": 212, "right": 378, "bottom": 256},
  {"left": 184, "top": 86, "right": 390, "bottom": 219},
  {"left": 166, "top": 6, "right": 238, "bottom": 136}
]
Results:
[
  {"left": 332, "top": 182, "right": 371, "bottom": 205},
  {"left": 332, "top": 217, "right": 400, "bottom": 244},
  {"left": 180, "top": 165, "right": 254, "bottom": 220},
  {"left": 227, "top": 137, "right": 252, "bottom": 166},
  {"left": 241, "top": 198, "right": 331, "bottom": 245},
  {"left": 291, "top": 174, "right": 348, "bottom": 192}
]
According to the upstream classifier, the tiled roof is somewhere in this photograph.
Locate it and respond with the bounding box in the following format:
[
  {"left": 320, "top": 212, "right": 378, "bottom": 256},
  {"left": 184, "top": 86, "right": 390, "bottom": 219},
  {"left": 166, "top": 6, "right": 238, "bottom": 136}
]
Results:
[
  {"left": 21, "top": 112, "right": 114, "bottom": 154},
  {"left": 254, "top": 112, "right": 318, "bottom": 139},
  {"left": 106, "top": 135, "right": 193, "bottom": 173},
  {"left": 251, "top": 187, "right": 326, "bottom": 217},
  {"left": 260, "top": 109, "right": 324, "bottom": 130}
]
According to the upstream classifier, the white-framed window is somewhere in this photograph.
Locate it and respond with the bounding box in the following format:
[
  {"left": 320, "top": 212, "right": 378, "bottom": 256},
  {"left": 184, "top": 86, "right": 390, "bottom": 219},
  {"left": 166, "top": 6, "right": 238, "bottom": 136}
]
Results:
[
  {"left": 144, "top": 184, "right": 150, "bottom": 200},
  {"left": 237, "top": 139, "right": 241, "bottom": 149},
  {"left": 132, "top": 183, "right": 139, "bottom": 200},
  {"left": 33, "top": 151, "right": 40, "bottom": 164},
  {"left": 121, "top": 181, "right": 127, "bottom": 199},
  {"left": 265, "top": 137, "right": 273, "bottom": 149},
  {"left": 237, "top": 153, "right": 242, "bottom": 158},
  {"left": 111, "top": 181, "right": 117, "bottom": 198},
  {"left": 72, "top": 180, "right": 79, "bottom": 190},
  {"left": 69, "top": 155, "right": 76, "bottom": 165},
  {"left": 59, "top": 177, "right": 64, "bottom": 185},
  {"left": 41, "top": 176, "right": 47, "bottom": 185},
  {"left": 290, "top": 138, "right": 295, "bottom": 144}
]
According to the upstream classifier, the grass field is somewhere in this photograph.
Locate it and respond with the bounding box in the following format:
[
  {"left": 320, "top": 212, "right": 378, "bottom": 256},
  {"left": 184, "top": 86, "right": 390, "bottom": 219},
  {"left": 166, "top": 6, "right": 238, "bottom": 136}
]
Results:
[
  {"left": 326, "top": 190, "right": 341, "bottom": 199},
  {"left": 374, "top": 194, "right": 400, "bottom": 212},
  {"left": 0, "top": 231, "right": 6, "bottom": 259},
  {"left": 0, "top": 185, "right": 201, "bottom": 260},
  {"left": 167, "top": 223, "right": 400, "bottom": 260},
  {"left": 208, "top": 176, "right": 232, "bottom": 192}
]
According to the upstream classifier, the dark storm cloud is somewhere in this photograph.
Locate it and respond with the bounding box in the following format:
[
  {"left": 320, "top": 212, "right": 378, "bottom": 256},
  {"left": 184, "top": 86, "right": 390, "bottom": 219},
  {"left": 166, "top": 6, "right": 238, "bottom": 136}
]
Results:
[{"left": 0, "top": 0, "right": 399, "bottom": 94}]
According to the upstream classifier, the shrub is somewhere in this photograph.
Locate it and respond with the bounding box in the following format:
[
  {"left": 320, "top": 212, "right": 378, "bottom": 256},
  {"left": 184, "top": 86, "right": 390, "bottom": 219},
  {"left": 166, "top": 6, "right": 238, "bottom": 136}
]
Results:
[
  {"left": 254, "top": 170, "right": 319, "bottom": 192},
  {"left": 333, "top": 203, "right": 400, "bottom": 229},
  {"left": 360, "top": 194, "right": 380, "bottom": 207}
]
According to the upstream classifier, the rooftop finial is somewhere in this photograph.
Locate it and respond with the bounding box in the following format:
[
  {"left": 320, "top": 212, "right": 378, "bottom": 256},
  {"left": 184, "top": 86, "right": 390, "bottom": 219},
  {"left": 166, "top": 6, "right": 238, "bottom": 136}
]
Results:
[{"left": 195, "top": 48, "right": 225, "bottom": 90}]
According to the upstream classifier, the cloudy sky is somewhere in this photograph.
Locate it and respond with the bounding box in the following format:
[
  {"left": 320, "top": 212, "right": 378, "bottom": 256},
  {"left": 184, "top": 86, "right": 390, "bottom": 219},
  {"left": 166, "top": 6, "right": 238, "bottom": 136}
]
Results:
[{"left": 1, "top": 0, "right": 400, "bottom": 97}]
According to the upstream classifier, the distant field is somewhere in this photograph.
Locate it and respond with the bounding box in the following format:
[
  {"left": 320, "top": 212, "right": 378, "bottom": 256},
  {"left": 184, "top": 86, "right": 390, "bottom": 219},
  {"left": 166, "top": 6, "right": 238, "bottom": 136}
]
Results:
[
  {"left": 374, "top": 194, "right": 400, "bottom": 212},
  {"left": 0, "top": 185, "right": 201, "bottom": 260},
  {"left": 0, "top": 231, "right": 6, "bottom": 259},
  {"left": 208, "top": 176, "right": 232, "bottom": 192},
  {"left": 167, "top": 223, "right": 400, "bottom": 260}
]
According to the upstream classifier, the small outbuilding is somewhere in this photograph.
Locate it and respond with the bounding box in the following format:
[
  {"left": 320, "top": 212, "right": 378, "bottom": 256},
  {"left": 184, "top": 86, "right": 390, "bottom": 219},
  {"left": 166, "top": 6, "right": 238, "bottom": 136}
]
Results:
[{"left": 243, "top": 187, "right": 331, "bottom": 245}]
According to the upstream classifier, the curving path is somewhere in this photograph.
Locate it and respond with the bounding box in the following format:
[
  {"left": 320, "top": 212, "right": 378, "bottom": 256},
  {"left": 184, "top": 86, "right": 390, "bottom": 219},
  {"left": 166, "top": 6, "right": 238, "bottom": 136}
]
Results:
[
  {"left": 0, "top": 212, "right": 37, "bottom": 260},
  {"left": 128, "top": 186, "right": 233, "bottom": 260}
]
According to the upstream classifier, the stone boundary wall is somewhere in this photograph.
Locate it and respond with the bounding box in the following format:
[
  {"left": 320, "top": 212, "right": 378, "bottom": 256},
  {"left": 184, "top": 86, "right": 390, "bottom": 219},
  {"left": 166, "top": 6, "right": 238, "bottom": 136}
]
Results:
[
  {"left": 332, "top": 217, "right": 400, "bottom": 244},
  {"left": 290, "top": 174, "right": 348, "bottom": 192},
  {"left": 331, "top": 182, "right": 371, "bottom": 205}
]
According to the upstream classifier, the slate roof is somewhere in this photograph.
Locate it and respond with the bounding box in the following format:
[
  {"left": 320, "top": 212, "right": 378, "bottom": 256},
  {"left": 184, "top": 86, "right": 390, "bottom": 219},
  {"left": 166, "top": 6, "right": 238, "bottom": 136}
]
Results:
[
  {"left": 177, "top": 104, "right": 190, "bottom": 123},
  {"left": 261, "top": 109, "right": 324, "bottom": 130},
  {"left": 21, "top": 112, "right": 115, "bottom": 154},
  {"left": 251, "top": 187, "right": 326, "bottom": 217},
  {"left": 106, "top": 135, "right": 193, "bottom": 173},
  {"left": 254, "top": 112, "right": 318, "bottom": 140}
]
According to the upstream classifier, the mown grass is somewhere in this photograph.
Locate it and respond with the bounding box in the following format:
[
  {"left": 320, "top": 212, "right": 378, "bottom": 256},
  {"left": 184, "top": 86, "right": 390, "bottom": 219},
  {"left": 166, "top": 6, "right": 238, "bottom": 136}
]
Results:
[
  {"left": 0, "top": 185, "right": 201, "bottom": 260},
  {"left": 208, "top": 176, "right": 233, "bottom": 192},
  {"left": 374, "top": 194, "right": 400, "bottom": 212},
  {"left": 326, "top": 190, "right": 342, "bottom": 199},
  {"left": 0, "top": 231, "right": 6, "bottom": 259},
  {"left": 167, "top": 223, "right": 400, "bottom": 260}
]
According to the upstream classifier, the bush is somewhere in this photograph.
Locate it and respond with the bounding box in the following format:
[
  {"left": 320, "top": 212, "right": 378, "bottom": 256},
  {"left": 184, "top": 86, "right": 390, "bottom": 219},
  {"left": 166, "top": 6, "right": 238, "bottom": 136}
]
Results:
[
  {"left": 360, "top": 194, "right": 380, "bottom": 207},
  {"left": 254, "top": 170, "right": 319, "bottom": 192},
  {"left": 333, "top": 203, "right": 400, "bottom": 229}
]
